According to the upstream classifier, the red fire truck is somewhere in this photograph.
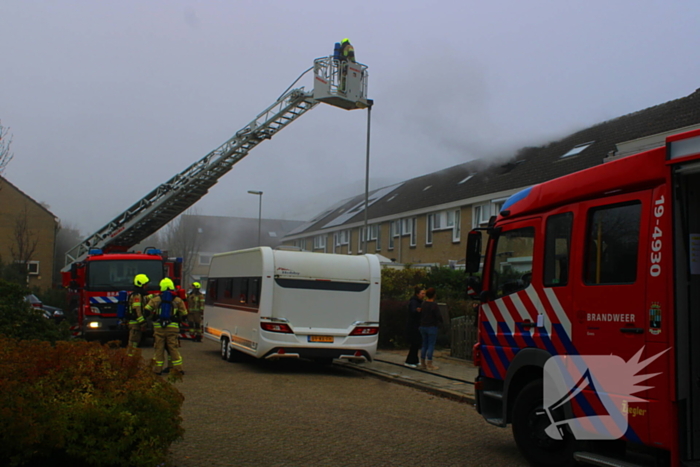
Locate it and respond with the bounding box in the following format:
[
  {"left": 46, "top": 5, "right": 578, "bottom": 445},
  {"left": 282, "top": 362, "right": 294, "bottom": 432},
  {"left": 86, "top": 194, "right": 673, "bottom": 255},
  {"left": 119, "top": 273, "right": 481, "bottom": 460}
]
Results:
[
  {"left": 62, "top": 248, "right": 182, "bottom": 342},
  {"left": 465, "top": 128, "right": 700, "bottom": 466}
]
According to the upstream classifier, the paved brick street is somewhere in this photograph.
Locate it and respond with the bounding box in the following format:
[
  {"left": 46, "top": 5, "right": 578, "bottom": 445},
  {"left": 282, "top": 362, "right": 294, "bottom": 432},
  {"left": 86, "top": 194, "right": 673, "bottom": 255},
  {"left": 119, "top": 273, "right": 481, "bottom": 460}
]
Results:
[{"left": 141, "top": 339, "right": 528, "bottom": 467}]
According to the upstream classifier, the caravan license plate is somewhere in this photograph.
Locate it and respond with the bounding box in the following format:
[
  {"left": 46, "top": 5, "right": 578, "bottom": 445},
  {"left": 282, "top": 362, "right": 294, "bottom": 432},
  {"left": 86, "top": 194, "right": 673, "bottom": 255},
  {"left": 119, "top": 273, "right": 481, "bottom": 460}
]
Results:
[{"left": 309, "top": 335, "right": 334, "bottom": 343}]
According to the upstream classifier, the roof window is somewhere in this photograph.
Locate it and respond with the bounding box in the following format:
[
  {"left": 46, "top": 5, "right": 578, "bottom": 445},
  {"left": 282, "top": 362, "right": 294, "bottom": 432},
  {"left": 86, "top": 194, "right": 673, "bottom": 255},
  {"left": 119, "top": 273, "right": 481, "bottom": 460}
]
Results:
[
  {"left": 458, "top": 174, "right": 475, "bottom": 184},
  {"left": 561, "top": 141, "right": 594, "bottom": 158}
]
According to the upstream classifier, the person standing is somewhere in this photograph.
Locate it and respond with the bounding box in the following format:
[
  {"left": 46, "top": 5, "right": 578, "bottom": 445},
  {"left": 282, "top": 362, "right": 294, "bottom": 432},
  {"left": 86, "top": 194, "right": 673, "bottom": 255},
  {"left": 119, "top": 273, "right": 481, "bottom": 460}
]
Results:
[
  {"left": 339, "top": 38, "right": 356, "bottom": 63},
  {"left": 404, "top": 286, "right": 425, "bottom": 368},
  {"left": 187, "top": 282, "right": 205, "bottom": 342},
  {"left": 338, "top": 38, "right": 356, "bottom": 92},
  {"left": 419, "top": 287, "right": 443, "bottom": 371},
  {"left": 126, "top": 274, "right": 150, "bottom": 356},
  {"left": 144, "top": 278, "right": 188, "bottom": 375}
]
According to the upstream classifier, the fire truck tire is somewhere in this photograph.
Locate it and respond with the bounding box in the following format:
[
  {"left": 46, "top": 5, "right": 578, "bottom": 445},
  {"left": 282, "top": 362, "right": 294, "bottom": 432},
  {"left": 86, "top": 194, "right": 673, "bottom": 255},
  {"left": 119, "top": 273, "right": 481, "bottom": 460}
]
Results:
[{"left": 512, "top": 379, "right": 577, "bottom": 467}]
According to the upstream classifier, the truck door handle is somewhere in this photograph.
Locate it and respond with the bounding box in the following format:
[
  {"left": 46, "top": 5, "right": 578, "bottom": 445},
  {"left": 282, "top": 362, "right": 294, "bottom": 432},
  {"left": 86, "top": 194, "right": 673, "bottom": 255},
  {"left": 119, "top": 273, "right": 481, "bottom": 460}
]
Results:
[
  {"left": 619, "top": 327, "right": 644, "bottom": 334},
  {"left": 518, "top": 321, "right": 535, "bottom": 329}
]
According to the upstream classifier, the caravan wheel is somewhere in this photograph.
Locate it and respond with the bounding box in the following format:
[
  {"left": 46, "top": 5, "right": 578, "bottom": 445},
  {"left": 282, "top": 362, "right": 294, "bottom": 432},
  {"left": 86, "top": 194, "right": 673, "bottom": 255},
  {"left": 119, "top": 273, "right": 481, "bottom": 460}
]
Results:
[{"left": 220, "top": 337, "right": 230, "bottom": 360}]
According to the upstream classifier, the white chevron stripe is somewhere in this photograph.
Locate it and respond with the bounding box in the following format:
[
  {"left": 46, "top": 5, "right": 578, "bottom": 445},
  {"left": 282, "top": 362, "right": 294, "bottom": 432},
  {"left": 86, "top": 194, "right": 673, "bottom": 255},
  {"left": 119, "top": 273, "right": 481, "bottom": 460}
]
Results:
[
  {"left": 495, "top": 299, "right": 516, "bottom": 338},
  {"left": 543, "top": 287, "right": 572, "bottom": 339},
  {"left": 525, "top": 285, "right": 552, "bottom": 336},
  {"left": 482, "top": 303, "right": 498, "bottom": 335},
  {"left": 90, "top": 296, "right": 118, "bottom": 304},
  {"left": 511, "top": 292, "right": 535, "bottom": 335}
]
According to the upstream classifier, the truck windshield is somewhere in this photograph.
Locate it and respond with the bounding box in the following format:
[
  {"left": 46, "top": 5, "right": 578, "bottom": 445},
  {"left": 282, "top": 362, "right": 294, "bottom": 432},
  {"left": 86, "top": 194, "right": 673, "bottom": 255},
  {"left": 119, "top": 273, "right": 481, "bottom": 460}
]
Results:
[{"left": 87, "top": 260, "right": 164, "bottom": 291}]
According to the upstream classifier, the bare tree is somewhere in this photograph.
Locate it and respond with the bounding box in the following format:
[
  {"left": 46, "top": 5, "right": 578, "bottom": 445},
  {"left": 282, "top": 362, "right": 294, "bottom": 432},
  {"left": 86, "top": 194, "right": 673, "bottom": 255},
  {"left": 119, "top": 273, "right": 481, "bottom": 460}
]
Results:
[
  {"left": 9, "top": 204, "right": 39, "bottom": 281},
  {"left": 0, "top": 120, "right": 13, "bottom": 178},
  {"left": 162, "top": 209, "right": 201, "bottom": 284}
]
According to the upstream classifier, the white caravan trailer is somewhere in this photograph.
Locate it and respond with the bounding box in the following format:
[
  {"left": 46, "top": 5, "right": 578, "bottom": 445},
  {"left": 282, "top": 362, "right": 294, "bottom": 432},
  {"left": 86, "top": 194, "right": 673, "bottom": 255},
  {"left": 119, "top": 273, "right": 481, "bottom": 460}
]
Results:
[{"left": 203, "top": 247, "right": 381, "bottom": 363}]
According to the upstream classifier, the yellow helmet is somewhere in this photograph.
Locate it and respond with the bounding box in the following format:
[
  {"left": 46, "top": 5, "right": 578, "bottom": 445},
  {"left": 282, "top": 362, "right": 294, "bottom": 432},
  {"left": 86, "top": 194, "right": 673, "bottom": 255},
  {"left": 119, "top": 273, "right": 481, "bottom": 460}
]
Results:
[
  {"left": 192, "top": 282, "right": 201, "bottom": 289},
  {"left": 160, "top": 277, "right": 175, "bottom": 292},
  {"left": 342, "top": 38, "right": 350, "bottom": 44},
  {"left": 134, "top": 274, "right": 150, "bottom": 287}
]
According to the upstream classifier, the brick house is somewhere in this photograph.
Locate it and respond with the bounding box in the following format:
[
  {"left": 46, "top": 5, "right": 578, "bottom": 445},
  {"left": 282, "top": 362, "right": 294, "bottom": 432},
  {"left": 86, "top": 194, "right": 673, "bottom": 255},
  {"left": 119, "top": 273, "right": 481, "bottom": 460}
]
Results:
[
  {"left": 281, "top": 88, "right": 700, "bottom": 267},
  {"left": 0, "top": 176, "right": 59, "bottom": 289}
]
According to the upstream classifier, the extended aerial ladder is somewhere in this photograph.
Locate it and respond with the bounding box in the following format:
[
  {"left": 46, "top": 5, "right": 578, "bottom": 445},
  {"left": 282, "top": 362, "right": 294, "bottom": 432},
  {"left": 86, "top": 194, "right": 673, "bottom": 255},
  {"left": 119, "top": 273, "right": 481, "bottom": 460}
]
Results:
[{"left": 64, "top": 56, "right": 371, "bottom": 267}]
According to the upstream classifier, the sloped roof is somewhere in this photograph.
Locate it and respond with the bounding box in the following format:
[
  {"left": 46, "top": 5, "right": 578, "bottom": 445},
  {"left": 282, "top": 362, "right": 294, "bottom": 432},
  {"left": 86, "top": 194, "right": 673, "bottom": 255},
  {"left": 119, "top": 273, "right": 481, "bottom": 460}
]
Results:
[
  {"left": 0, "top": 175, "right": 59, "bottom": 221},
  {"left": 284, "top": 87, "right": 700, "bottom": 239}
]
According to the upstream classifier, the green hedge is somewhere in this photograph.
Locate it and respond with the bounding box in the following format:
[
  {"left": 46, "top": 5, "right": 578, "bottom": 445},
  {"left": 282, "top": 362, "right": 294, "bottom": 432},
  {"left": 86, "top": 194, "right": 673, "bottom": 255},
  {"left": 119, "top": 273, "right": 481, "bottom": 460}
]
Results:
[{"left": 0, "top": 339, "right": 184, "bottom": 467}]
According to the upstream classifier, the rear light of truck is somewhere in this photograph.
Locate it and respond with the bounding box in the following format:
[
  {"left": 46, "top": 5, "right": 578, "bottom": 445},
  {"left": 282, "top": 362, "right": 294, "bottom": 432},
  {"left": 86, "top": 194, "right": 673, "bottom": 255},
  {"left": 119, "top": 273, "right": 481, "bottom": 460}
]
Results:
[
  {"left": 473, "top": 342, "right": 481, "bottom": 367},
  {"left": 350, "top": 326, "right": 379, "bottom": 335},
  {"left": 260, "top": 322, "right": 293, "bottom": 333}
]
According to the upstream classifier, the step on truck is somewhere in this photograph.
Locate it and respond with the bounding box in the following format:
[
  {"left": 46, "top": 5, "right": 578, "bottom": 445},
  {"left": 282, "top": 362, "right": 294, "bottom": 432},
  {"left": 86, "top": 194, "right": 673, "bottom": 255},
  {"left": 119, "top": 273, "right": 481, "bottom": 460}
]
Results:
[
  {"left": 465, "top": 129, "right": 700, "bottom": 466},
  {"left": 204, "top": 247, "right": 381, "bottom": 364}
]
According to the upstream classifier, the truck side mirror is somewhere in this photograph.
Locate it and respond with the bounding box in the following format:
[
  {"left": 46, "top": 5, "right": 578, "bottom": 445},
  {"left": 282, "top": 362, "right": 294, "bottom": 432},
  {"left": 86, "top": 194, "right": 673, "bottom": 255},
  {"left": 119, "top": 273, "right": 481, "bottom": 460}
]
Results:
[{"left": 465, "top": 230, "right": 482, "bottom": 273}]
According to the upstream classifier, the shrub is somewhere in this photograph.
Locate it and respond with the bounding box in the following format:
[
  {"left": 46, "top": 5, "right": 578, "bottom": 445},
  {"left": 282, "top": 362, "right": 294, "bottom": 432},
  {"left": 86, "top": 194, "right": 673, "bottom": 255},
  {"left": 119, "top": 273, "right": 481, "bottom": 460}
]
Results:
[
  {"left": 0, "top": 279, "right": 71, "bottom": 343},
  {"left": 0, "top": 338, "right": 184, "bottom": 467},
  {"left": 380, "top": 268, "right": 427, "bottom": 300},
  {"left": 378, "top": 299, "right": 408, "bottom": 349}
]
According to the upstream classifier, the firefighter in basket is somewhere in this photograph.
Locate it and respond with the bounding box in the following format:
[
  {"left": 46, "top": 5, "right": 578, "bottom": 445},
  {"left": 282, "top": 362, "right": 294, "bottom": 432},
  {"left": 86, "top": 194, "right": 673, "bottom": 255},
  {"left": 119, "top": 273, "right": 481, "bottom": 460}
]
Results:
[
  {"left": 187, "top": 281, "right": 205, "bottom": 342},
  {"left": 144, "top": 277, "right": 188, "bottom": 375}
]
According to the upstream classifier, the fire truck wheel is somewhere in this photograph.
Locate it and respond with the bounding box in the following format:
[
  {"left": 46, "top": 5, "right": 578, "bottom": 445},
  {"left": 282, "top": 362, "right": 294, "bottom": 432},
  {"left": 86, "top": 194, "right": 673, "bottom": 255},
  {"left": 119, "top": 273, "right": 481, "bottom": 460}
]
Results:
[
  {"left": 512, "top": 379, "right": 577, "bottom": 467},
  {"left": 220, "top": 337, "right": 230, "bottom": 360}
]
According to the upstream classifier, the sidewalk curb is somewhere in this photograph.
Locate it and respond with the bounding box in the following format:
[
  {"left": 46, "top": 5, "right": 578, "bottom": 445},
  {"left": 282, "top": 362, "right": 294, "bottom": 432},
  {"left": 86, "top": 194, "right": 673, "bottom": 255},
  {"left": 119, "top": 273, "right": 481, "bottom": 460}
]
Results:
[{"left": 336, "top": 361, "right": 476, "bottom": 406}]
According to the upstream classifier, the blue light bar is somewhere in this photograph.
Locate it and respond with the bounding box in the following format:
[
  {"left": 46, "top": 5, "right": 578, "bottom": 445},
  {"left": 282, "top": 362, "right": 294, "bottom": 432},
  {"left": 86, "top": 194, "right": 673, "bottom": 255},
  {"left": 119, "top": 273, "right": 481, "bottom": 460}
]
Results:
[
  {"left": 88, "top": 249, "right": 103, "bottom": 255},
  {"left": 144, "top": 248, "right": 162, "bottom": 255}
]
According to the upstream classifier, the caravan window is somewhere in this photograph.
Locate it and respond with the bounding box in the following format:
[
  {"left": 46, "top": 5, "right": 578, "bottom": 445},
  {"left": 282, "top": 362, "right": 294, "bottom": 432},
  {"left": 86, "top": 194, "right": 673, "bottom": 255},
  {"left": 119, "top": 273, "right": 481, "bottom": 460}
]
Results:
[{"left": 205, "top": 277, "right": 262, "bottom": 309}]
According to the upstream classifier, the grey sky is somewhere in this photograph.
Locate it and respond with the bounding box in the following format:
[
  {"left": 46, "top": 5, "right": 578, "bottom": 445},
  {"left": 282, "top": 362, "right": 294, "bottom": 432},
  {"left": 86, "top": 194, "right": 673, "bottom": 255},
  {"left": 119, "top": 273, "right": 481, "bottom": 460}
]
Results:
[{"left": 3, "top": 1, "right": 700, "bottom": 236}]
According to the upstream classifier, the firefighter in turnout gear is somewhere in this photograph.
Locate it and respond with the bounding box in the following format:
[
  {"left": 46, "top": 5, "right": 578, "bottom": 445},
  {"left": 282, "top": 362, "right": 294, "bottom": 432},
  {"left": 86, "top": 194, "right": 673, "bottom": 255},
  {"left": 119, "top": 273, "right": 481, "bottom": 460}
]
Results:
[
  {"left": 338, "top": 38, "right": 356, "bottom": 93},
  {"left": 126, "top": 273, "right": 151, "bottom": 356},
  {"left": 145, "top": 277, "right": 188, "bottom": 375},
  {"left": 187, "top": 282, "right": 205, "bottom": 342}
]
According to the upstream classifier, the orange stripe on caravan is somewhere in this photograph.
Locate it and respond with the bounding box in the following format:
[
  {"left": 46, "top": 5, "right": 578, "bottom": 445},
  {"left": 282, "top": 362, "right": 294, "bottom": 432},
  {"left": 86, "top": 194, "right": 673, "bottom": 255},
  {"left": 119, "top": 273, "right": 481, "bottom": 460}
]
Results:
[{"left": 206, "top": 326, "right": 222, "bottom": 338}]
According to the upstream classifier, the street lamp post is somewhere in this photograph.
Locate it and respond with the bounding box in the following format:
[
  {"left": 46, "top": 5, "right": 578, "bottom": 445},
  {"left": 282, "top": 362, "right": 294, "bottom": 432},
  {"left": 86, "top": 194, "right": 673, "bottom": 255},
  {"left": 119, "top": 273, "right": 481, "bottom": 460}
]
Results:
[{"left": 247, "top": 190, "right": 263, "bottom": 247}]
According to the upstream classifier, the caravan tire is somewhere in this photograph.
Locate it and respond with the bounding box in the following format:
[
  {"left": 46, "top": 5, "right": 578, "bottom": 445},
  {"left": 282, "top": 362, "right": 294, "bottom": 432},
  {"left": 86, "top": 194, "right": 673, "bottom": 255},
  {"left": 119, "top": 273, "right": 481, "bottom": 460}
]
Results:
[{"left": 220, "top": 337, "right": 230, "bottom": 360}]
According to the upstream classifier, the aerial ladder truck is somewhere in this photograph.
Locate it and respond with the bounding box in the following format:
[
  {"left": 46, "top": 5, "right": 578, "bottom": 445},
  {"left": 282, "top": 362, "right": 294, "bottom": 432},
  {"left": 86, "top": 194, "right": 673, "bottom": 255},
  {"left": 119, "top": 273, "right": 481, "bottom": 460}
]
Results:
[{"left": 62, "top": 55, "right": 371, "bottom": 341}]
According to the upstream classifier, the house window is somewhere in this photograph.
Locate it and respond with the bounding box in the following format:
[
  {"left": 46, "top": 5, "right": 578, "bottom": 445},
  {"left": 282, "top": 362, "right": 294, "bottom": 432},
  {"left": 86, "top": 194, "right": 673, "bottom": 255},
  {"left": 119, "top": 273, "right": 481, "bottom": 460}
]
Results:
[
  {"left": 335, "top": 230, "right": 350, "bottom": 247},
  {"left": 401, "top": 218, "right": 413, "bottom": 236},
  {"left": 376, "top": 225, "right": 381, "bottom": 251},
  {"left": 410, "top": 218, "right": 417, "bottom": 246},
  {"left": 453, "top": 209, "right": 461, "bottom": 242},
  {"left": 492, "top": 200, "right": 505, "bottom": 216},
  {"left": 473, "top": 204, "right": 491, "bottom": 227},
  {"left": 199, "top": 255, "right": 212, "bottom": 266},
  {"left": 314, "top": 235, "right": 326, "bottom": 250},
  {"left": 426, "top": 214, "right": 434, "bottom": 245},
  {"left": 295, "top": 239, "right": 306, "bottom": 251},
  {"left": 27, "top": 261, "right": 40, "bottom": 275},
  {"left": 561, "top": 141, "right": 594, "bottom": 158}
]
